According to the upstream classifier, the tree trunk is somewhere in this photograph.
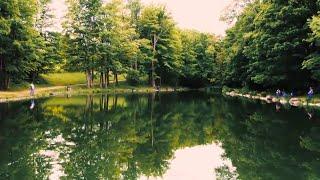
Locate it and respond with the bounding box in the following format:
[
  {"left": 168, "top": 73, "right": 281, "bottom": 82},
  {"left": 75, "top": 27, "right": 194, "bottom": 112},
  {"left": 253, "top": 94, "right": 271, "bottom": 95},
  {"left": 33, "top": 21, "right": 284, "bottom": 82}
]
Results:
[
  {"left": 104, "top": 72, "right": 108, "bottom": 88},
  {"left": 151, "top": 34, "right": 157, "bottom": 88},
  {"left": 107, "top": 69, "right": 110, "bottom": 86},
  {"left": 151, "top": 60, "right": 155, "bottom": 87},
  {"left": 86, "top": 70, "right": 92, "bottom": 88},
  {"left": 91, "top": 69, "right": 94, "bottom": 87},
  {"left": 0, "top": 58, "right": 9, "bottom": 90},
  {"left": 135, "top": 60, "right": 138, "bottom": 70},
  {"left": 0, "top": 71, "right": 9, "bottom": 90},
  {"left": 86, "top": 70, "right": 90, "bottom": 88},
  {"left": 100, "top": 72, "right": 104, "bottom": 88},
  {"left": 31, "top": 72, "right": 39, "bottom": 83},
  {"left": 115, "top": 72, "right": 118, "bottom": 85},
  {"left": 100, "top": 72, "right": 105, "bottom": 88}
]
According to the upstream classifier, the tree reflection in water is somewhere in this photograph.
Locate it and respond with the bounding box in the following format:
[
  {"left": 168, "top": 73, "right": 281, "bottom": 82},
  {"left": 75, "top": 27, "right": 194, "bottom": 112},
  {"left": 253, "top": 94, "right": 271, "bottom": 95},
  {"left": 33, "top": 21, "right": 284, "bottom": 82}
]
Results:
[{"left": 0, "top": 92, "right": 320, "bottom": 179}]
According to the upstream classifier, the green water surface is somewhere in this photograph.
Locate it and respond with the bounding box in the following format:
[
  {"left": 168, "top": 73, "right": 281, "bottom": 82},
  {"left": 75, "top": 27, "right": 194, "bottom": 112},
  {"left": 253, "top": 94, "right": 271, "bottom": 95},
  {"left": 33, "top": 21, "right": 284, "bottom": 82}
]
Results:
[{"left": 0, "top": 92, "right": 320, "bottom": 180}]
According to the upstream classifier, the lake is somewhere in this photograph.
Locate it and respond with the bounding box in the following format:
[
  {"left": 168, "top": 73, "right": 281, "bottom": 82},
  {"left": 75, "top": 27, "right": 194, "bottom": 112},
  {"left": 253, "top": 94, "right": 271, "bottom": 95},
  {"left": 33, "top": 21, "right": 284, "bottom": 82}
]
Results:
[{"left": 0, "top": 92, "right": 320, "bottom": 179}]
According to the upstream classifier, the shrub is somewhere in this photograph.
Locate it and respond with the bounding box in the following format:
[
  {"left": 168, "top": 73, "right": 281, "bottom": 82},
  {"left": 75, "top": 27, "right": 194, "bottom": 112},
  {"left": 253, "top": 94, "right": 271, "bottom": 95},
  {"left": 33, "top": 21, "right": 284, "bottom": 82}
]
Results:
[
  {"left": 260, "top": 92, "right": 267, "bottom": 97},
  {"left": 126, "top": 70, "right": 142, "bottom": 86},
  {"left": 240, "top": 86, "right": 250, "bottom": 94},
  {"left": 222, "top": 86, "right": 232, "bottom": 94}
]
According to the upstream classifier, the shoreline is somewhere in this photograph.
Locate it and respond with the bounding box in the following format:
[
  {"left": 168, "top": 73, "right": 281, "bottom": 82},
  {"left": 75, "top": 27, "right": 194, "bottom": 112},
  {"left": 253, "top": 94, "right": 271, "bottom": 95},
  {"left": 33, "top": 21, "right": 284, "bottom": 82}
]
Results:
[
  {"left": 224, "top": 90, "right": 320, "bottom": 108},
  {"left": 0, "top": 85, "right": 188, "bottom": 103}
]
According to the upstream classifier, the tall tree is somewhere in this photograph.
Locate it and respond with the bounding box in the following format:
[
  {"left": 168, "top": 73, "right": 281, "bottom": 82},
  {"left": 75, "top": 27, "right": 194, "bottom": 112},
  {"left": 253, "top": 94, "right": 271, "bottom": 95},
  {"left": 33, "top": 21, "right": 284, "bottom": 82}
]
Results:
[
  {"left": 244, "top": 0, "right": 317, "bottom": 89},
  {"left": 221, "top": 0, "right": 319, "bottom": 90},
  {"left": 35, "top": 0, "right": 54, "bottom": 36},
  {"left": 0, "top": 0, "right": 39, "bottom": 89},
  {"left": 98, "top": 0, "right": 139, "bottom": 87},
  {"left": 127, "top": 0, "right": 142, "bottom": 27},
  {"left": 127, "top": 0, "right": 143, "bottom": 71},
  {"left": 303, "top": 13, "right": 320, "bottom": 81},
  {"left": 179, "top": 30, "right": 220, "bottom": 87},
  {"left": 220, "top": 0, "right": 255, "bottom": 24},
  {"left": 65, "top": 0, "right": 104, "bottom": 88},
  {"left": 138, "top": 5, "right": 180, "bottom": 87}
]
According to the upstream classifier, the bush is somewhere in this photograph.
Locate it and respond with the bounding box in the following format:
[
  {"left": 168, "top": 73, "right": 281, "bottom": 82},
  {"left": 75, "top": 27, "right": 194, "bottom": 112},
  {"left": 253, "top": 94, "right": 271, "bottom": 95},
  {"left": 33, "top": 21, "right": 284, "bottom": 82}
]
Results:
[
  {"left": 222, "top": 86, "right": 232, "bottom": 94},
  {"left": 126, "top": 70, "right": 142, "bottom": 86},
  {"left": 239, "top": 86, "right": 250, "bottom": 94},
  {"left": 249, "top": 91, "right": 258, "bottom": 96},
  {"left": 260, "top": 92, "right": 267, "bottom": 97}
]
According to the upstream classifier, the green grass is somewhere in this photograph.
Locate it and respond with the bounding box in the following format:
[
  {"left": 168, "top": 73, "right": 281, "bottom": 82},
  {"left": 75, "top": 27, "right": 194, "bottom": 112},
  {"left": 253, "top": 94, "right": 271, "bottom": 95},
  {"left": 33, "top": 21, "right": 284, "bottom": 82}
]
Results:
[
  {"left": 1, "top": 72, "right": 186, "bottom": 101},
  {"left": 4, "top": 72, "right": 128, "bottom": 92},
  {"left": 41, "top": 72, "right": 86, "bottom": 86},
  {"left": 41, "top": 72, "right": 126, "bottom": 86},
  {"left": 9, "top": 81, "right": 33, "bottom": 91},
  {"left": 5, "top": 72, "right": 86, "bottom": 91}
]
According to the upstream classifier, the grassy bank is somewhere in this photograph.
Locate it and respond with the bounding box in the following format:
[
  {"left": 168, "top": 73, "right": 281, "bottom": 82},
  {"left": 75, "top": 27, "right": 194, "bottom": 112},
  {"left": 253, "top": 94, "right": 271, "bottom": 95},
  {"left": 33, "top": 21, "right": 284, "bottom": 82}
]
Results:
[
  {"left": 41, "top": 72, "right": 126, "bottom": 86},
  {"left": 5, "top": 72, "right": 86, "bottom": 91},
  {"left": 0, "top": 72, "right": 185, "bottom": 102},
  {"left": 41, "top": 72, "right": 86, "bottom": 86},
  {"left": 0, "top": 83, "right": 184, "bottom": 103},
  {"left": 6, "top": 72, "right": 126, "bottom": 91}
]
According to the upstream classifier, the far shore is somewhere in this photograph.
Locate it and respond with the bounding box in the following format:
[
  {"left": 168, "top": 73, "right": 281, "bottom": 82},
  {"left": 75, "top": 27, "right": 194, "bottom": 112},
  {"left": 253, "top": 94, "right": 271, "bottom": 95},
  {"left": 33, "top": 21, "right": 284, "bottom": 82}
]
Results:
[
  {"left": 224, "top": 89, "right": 320, "bottom": 108},
  {"left": 0, "top": 84, "right": 188, "bottom": 103}
]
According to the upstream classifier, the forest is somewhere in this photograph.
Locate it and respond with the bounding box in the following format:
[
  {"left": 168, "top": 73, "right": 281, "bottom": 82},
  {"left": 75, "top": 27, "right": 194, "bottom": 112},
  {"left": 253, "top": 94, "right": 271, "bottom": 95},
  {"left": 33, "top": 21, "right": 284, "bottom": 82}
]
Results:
[{"left": 1, "top": 0, "right": 320, "bottom": 92}]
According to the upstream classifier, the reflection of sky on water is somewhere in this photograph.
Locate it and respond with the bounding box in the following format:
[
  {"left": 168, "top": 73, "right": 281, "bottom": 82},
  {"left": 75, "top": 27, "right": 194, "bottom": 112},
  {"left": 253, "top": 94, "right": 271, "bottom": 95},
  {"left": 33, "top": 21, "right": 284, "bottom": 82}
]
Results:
[
  {"left": 37, "top": 133, "right": 76, "bottom": 180},
  {"left": 140, "top": 143, "right": 237, "bottom": 180}
]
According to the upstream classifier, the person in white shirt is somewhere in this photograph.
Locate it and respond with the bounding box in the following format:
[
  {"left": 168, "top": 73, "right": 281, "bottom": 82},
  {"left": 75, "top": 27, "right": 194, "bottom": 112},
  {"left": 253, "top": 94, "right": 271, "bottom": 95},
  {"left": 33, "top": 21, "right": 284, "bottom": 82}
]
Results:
[{"left": 30, "top": 83, "right": 35, "bottom": 96}]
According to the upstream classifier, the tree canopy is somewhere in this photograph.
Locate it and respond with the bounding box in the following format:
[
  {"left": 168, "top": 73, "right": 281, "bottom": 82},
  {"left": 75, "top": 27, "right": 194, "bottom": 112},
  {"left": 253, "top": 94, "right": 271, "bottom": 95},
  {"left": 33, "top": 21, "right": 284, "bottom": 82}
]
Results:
[{"left": 1, "top": 0, "right": 320, "bottom": 92}]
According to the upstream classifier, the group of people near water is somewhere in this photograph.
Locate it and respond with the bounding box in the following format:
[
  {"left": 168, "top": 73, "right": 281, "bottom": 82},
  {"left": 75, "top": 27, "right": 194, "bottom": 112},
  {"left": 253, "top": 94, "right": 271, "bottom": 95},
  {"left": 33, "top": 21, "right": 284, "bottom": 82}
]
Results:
[
  {"left": 276, "top": 87, "right": 314, "bottom": 101},
  {"left": 29, "top": 82, "right": 73, "bottom": 109},
  {"left": 275, "top": 87, "right": 316, "bottom": 118}
]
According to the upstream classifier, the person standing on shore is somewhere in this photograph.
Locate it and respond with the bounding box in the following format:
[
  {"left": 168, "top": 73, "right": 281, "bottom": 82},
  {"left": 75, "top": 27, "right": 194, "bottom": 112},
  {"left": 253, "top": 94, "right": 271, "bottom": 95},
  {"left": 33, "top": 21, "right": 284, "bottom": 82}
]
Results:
[
  {"left": 30, "top": 82, "right": 35, "bottom": 96},
  {"left": 307, "top": 87, "right": 314, "bottom": 102},
  {"left": 276, "top": 89, "right": 281, "bottom": 98}
]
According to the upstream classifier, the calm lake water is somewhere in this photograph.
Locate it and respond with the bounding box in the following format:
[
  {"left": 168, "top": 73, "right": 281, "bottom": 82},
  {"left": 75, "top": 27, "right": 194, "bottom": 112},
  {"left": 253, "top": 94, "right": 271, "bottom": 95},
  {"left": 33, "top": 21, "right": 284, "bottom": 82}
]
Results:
[{"left": 1, "top": 92, "right": 320, "bottom": 180}]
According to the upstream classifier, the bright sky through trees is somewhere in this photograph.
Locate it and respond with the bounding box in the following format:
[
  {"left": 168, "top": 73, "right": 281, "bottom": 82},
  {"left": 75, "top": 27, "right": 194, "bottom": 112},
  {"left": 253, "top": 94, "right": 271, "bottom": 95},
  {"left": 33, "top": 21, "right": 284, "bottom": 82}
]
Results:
[{"left": 50, "top": 0, "right": 232, "bottom": 35}]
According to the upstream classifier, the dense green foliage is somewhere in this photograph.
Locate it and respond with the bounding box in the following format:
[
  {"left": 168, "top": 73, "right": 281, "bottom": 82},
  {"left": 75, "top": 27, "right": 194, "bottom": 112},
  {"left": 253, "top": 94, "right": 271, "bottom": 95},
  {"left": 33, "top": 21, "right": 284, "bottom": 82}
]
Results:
[
  {"left": 303, "top": 13, "right": 320, "bottom": 81},
  {"left": 221, "top": 0, "right": 320, "bottom": 91},
  {"left": 2, "top": 0, "right": 320, "bottom": 91},
  {"left": 63, "top": 0, "right": 221, "bottom": 88},
  {"left": 179, "top": 30, "right": 221, "bottom": 87},
  {"left": 0, "top": 0, "right": 220, "bottom": 90},
  {"left": 0, "top": 0, "right": 39, "bottom": 89}
]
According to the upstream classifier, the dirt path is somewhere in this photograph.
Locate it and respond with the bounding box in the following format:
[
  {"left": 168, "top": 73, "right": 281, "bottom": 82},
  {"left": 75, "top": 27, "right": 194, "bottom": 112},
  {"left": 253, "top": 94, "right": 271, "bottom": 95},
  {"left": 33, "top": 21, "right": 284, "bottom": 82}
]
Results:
[
  {"left": 0, "top": 86, "right": 68, "bottom": 102},
  {"left": 0, "top": 83, "right": 185, "bottom": 103}
]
